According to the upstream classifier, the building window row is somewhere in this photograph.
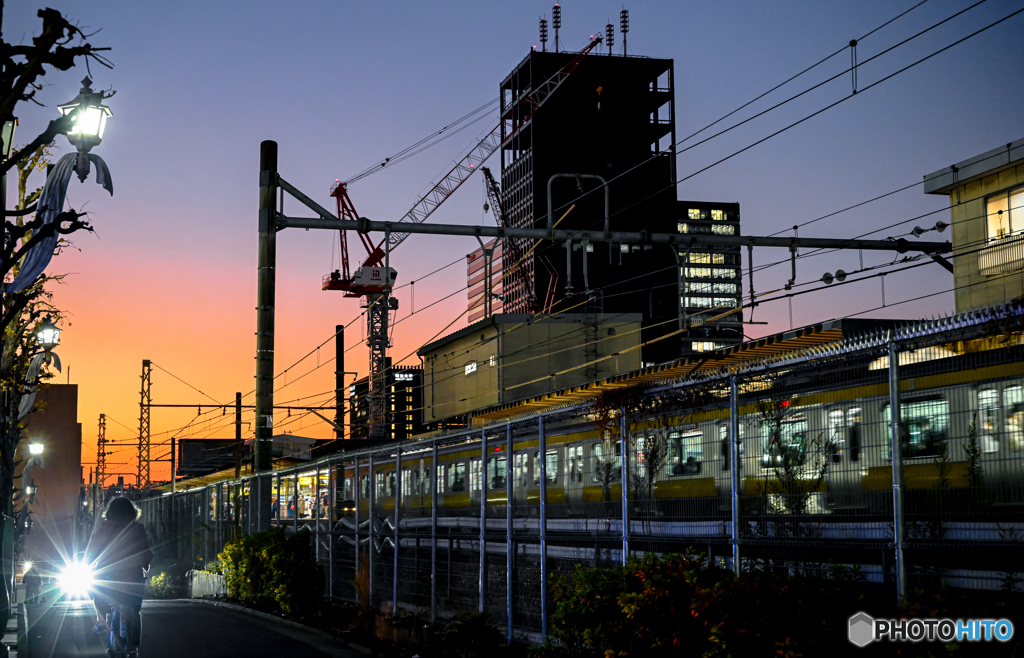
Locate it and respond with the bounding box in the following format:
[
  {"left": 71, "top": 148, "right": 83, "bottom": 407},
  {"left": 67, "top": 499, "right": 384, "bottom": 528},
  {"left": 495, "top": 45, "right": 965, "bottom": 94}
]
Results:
[
  {"left": 687, "top": 208, "right": 736, "bottom": 222},
  {"left": 685, "top": 281, "right": 738, "bottom": 295},
  {"left": 678, "top": 222, "right": 736, "bottom": 235}
]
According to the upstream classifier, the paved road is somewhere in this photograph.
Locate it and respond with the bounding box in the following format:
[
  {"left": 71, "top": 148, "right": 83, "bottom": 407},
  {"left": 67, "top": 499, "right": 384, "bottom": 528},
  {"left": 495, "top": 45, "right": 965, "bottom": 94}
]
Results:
[{"left": 25, "top": 600, "right": 359, "bottom": 658}]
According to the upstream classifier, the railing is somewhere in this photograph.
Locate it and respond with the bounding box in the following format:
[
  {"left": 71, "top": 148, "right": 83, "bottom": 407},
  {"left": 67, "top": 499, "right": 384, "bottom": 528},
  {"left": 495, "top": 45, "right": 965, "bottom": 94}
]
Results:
[
  {"left": 137, "top": 301, "right": 1024, "bottom": 641},
  {"left": 979, "top": 234, "right": 1024, "bottom": 276}
]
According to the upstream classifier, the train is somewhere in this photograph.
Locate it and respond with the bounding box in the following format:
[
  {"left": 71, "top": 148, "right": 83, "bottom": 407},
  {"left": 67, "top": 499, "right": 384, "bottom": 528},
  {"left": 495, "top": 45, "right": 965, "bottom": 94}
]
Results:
[{"left": 264, "top": 357, "right": 1024, "bottom": 521}]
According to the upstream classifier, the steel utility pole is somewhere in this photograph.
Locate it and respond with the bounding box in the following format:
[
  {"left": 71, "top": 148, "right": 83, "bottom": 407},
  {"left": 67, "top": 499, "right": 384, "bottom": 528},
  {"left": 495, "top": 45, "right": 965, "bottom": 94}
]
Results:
[
  {"left": 254, "top": 140, "right": 278, "bottom": 530},
  {"left": 138, "top": 360, "right": 151, "bottom": 490},
  {"left": 335, "top": 326, "right": 344, "bottom": 441},
  {"left": 96, "top": 413, "right": 107, "bottom": 492},
  {"left": 234, "top": 391, "right": 242, "bottom": 530}
]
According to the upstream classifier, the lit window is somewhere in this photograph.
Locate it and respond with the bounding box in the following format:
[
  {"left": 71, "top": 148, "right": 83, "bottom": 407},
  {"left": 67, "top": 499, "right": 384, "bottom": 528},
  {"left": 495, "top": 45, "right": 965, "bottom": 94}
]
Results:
[
  {"left": 882, "top": 399, "right": 949, "bottom": 459},
  {"left": 711, "top": 209, "right": 727, "bottom": 221},
  {"left": 678, "top": 222, "right": 690, "bottom": 233},
  {"left": 489, "top": 354, "right": 496, "bottom": 367},
  {"left": 686, "top": 282, "right": 713, "bottom": 294},
  {"left": 620, "top": 244, "right": 630, "bottom": 253},
  {"left": 685, "top": 296, "right": 713, "bottom": 308},
  {"left": 691, "top": 341, "right": 716, "bottom": 352},
  {"left": 1005, "top": 386, "right": 1023, "bottom": 452},
  {"left": 688, "top": 208, "right": 705, "bottom": 220},
  {"left": 986, "top": 185, "right": 1023, "bottom": 242},
  {"left": 667, "top": 430, "right": 703, "bottom": 474},
  {"left": 713, "top": 282, "right": 737, "bottom": 294},
  {"left": 465, "top": 361, "right": 477, "bottom": 376},
  {"left": 711, "top": 224, "right": 735, "bottom": 235}
]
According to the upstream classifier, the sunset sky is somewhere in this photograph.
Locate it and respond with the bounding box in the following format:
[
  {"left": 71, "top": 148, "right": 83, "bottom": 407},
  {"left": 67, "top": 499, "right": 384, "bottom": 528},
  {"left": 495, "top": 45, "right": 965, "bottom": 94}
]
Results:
[{"left": 5, "top": 0, "right": 1023, "bottom": 484}]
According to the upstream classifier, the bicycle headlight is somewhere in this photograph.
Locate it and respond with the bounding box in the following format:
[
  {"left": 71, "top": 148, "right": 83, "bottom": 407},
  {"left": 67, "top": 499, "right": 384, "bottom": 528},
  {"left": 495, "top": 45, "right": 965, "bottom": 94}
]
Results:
[{"left": 57, "top": 561, "right": 95, "bottom": 598}]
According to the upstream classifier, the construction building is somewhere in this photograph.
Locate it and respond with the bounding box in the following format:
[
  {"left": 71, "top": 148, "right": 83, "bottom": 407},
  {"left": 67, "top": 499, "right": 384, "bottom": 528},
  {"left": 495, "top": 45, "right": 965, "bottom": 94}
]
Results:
[
  {"left": 467, "top": 238, "right": 504, "bottom": 323},
  {"left": 418, "top": 312, "right": 642, "bottom": 424},
  {"left": 924, "top": 137, "right": 1024, "bottom": 312},
  {"left": 349, "top": 364, "right": 425, "bottom": 440},
  {"left": 496, "top": 48, "right": 742, "bottom": 363}
]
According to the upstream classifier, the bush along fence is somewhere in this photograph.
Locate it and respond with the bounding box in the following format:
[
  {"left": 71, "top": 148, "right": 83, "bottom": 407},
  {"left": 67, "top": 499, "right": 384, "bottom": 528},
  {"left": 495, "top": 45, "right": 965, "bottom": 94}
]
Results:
[{"left": 137, "top": 302, "right": 1024, "bottom": 642}]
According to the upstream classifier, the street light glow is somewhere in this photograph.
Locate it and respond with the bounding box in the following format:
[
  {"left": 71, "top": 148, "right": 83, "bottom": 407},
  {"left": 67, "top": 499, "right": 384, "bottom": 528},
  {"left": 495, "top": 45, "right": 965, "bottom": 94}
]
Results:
[
  {"left": 28, "top": 443, "right": 44, "bottom": 455},
  {"left": 57, "top": 77, "right": 112, "bottom": 149},
  {"left": 35, "top": 316, "right": 61, "bottom": 351}
]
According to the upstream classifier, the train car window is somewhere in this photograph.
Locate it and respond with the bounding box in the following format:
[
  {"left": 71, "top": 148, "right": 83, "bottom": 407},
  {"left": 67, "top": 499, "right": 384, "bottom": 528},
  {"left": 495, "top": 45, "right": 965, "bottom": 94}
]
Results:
[
  {"left": 343, "top": 476, "right": 353, "bottom": 501},
  {"left": 361, "top": 475, "right": 370, "bottom": 499},
  {"left": 546, "top": 450, "right": 559, "bottom": 483},
  {"left": 565, "top": 446, "right": 584, "bottom": 483},
  {"left": 883, "top": 399, "right": 949, "bottom": 459},
  {"left": 470, "top": 460, "right": 481, "bottom": 491},
  {"left": 515, "top": 453, "right": 529, "bottom": 487},
  {"left": 592, "top": 442, "right": 621, "bottom": 483},
  {"left": 847, "top": 408, "right": 863, "bottom": 462},
  {"left": 487, "top": 456, "right": 507, "bottom": 488},
  {"left": 978, "top": 389, "right": 1000, "bottom": 453},
  {"left": 1005, "top": 386, "right": 1024, "bottom": 451},
  {"left": 828, "top": 410, "right": 845, "bottom": 463},
  {"left": 436, "top": 465, "right": 445, "bottom": 494},
  {"left": 762, "top": 417, "right": 807, "bottom": 467},
  {"left": 448, "top": 462, "right": 466, "bottom": 492},
  {"left": 669, "top": 431, "right": 702, "bottom": 474}
]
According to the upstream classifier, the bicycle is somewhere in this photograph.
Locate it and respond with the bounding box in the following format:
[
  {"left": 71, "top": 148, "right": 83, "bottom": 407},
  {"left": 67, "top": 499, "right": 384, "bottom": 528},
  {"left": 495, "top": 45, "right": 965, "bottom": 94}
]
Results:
[{"left": 104, "top": 602, "right": 141, "bottom": 658}]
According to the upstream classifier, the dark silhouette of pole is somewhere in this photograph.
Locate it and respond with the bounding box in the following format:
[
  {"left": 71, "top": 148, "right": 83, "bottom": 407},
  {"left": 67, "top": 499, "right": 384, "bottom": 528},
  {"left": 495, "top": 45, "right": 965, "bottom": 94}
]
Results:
[
  {"left": 255, "top": 140, "right": 278, "bottom": 530},
  {"left": 335, "top": 325, "right": 344, "bottom": 441}
]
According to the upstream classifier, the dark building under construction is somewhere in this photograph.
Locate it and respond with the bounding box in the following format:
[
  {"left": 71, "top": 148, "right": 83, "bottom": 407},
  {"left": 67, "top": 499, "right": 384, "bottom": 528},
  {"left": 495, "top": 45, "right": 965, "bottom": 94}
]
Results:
[{"left": 497, "top": 47, "right": 742, "bottom": 363}]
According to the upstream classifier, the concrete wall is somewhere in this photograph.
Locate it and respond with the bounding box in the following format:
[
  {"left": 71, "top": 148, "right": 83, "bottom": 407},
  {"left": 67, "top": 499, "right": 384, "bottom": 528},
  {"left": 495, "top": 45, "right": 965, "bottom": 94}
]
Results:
[
  {"left": 20, "top": 384, "right": 83, "bottom": 563},
  {"left": 946, "top": 162, "right": 1024, "bottom": 311}
]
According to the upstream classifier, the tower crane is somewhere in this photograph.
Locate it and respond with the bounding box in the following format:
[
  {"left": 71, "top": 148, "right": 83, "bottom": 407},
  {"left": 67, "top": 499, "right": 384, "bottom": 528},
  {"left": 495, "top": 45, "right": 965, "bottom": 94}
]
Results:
[{"left": 324, "top": 36, "right": 602, "bottom": 440}]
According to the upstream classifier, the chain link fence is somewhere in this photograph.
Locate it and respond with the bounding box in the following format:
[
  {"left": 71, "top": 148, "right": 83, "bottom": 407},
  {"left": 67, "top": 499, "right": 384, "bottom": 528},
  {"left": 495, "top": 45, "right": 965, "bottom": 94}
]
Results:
[{"left": 138, "top": 302, "right": 1024, "bottom": 639}]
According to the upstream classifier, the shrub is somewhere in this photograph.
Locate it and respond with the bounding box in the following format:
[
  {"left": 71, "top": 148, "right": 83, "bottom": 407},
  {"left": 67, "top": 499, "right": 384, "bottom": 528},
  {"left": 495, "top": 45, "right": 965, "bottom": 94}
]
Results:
[
  {"left": 218, "top": 527, "right": 322, "bottom": 618},
  {"left": 547, "top": 554, "right": 1023, "bottom": 657},
  {"left": 436, "top": 612, "right": 506, "bottom": 658},
  {"left": 147, "top": 572, "right": 176, "bottom": 599}
]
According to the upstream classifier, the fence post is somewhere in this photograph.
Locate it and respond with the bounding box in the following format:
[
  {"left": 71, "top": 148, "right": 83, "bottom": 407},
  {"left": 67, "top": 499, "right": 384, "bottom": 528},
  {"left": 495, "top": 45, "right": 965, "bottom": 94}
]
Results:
[
  {"left": 620, "top": 408, "right": 629, "bottom": 564},
  {"left": 294, "top": 471, "right": 300, "bottom": 532},
  {"left": 431, "top": 441, "right": 438, "bottom": 625},
  {"left": 353, "top": 456, "right": 360, "bottom": 599},
  {"left": 328, "top": 460, "right": 335, "bottom": 598},
  {"left": 315, "top": 463, "right": 321, "bottom": 563},
  {"left": 888, "top": 336, "right": 907, "bottom": 601},
  {"left": 394, "top": 447, "right": 401, "bottom": 616},
  {"left": 730, "top": 374, "right": 741, "bottom": 575},
  {"left": 538, "top": 415, "right": 548, "bottom": 639},
  {"left": 480, "top": 430, "right": 487, "bottom": 614},
  {"left": 506, "top": 422, "right": 513, "bottom": 645},
  {"left": 369, "top": 452, "right": 375, "bottom": 608}
]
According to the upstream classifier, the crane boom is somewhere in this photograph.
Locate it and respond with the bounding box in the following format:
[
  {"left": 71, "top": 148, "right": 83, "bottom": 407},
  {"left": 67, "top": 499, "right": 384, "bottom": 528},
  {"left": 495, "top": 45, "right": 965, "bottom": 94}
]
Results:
[
  {"left": 379, "top": 37, "right": 602, "bottom": 257},
  {"left": 481, "top": 166, "right": 505, "bottom": 226}
]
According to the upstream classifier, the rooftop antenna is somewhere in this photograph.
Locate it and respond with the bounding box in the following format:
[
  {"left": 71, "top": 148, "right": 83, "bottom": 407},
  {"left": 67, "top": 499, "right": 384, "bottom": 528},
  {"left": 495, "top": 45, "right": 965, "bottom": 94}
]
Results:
[
  {"left": 552, "top": 4, "right": 561, "bottom": 53},
  {"left": 539, "top": 17, "right": 549, "bottom": 52},
  {"left": 619, "top": 8, "right": 629, "bottom": 56},
  {"left": 605, "top": 22, "right": 614, "bottom": 55}
]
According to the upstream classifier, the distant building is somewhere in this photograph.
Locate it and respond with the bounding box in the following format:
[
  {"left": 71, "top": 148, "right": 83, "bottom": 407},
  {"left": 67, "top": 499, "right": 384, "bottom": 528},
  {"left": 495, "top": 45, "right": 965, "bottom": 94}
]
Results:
[
  {"left": 496, "top": 48, "right": 742, "bottom": 363},
  {"left": 418, "top": 312, "right": 642, "bottom": 424},
  {"left": 349, "top": 365, "right": 425, "bottom": 440},
  {"left": 924, "top": 137, "right": 1024, "bottom": 311},
  {"left": 20, "top": 384, "right": 83, "bottom": 563},
  {"left": 176, "top": 438, "right": 238, "bottom": 478},
  {"left": 467, "top": 239, "right": 503, "bottom": 323}
]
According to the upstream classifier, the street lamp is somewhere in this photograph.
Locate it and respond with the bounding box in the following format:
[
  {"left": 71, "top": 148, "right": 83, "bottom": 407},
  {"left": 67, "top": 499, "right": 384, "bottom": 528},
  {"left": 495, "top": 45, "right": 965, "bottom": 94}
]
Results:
[
  {"left": 1, "top": 117, "right": 16, "bottom": 160},
  {"left": 35, "top": 316, "right": 61, "bottom": 352},
  {"left": 57, "top": 77, "right": 113, "bottom": 182},
  {"left": 25, "top": 480, "right": 37, "bottom": 496},
  {"left": 28, "top": 443, "right": 44, "bottom": 456}
]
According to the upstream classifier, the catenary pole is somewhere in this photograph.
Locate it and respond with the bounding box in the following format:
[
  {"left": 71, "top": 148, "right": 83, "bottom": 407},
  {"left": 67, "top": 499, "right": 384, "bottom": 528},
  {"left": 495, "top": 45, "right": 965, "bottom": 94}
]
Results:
[
  {"left": 888, "top": 336, "right": 907, "bottom": 600},
  {"left": 255, "top": 140, "right": 278, "bottom": 531}
]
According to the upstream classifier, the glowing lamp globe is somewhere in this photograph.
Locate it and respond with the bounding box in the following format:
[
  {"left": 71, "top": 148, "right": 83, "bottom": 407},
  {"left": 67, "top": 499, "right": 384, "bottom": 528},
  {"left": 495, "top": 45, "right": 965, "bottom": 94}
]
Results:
[
  {"left": 58, "top": 77, "right": 112, "bottom": 153},
  {"left": 28, "top": 443, "right": 44, "bottom": 456},
  {"left": 36, "top": 316, "right": 61, "bottom": 351}
]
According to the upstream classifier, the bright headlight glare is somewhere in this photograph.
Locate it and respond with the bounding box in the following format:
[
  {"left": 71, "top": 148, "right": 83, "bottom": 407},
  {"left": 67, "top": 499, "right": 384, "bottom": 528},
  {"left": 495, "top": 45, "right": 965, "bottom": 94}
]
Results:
[{"left": 58, "top": 562, "right": 95, "bottom": 597}]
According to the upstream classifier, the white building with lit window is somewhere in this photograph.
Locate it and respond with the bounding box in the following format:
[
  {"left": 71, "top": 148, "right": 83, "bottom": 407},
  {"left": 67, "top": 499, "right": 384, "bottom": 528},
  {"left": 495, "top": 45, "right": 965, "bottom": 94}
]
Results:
[
  {"left": 677, "top": 200, "right": 744, "bottom": 355},
  {"left": 924, "top": 137, "right": 1024, "bottom": 311}
]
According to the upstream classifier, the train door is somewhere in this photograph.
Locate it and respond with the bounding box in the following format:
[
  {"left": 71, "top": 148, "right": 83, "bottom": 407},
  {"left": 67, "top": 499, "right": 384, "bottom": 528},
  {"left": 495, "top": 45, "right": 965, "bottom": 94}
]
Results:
[
  {"left": 564, "top": 443, "right": 584, "bottom": 510},
  {"left": 513, "top": 451, "right": 530, "bottom": 505},
  {"left": 469, "top": 457, "right": 482, "bottom": 506}
]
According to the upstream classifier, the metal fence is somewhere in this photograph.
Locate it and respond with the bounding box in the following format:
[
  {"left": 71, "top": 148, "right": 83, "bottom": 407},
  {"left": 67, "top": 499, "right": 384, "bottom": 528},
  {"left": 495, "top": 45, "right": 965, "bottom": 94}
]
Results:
[{"left": 138, "top": 302, "right": 1024, "bottom": 641}]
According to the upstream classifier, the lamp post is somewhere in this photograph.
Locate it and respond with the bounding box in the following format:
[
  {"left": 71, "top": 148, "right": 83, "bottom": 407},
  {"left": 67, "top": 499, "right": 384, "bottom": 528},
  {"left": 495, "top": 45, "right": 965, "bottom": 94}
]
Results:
[
  {"left": 35, "top": 316, "right": 61, "bottom": 352},
  {"left": 57, "top": 77, "right": 112, "bottom": 183}
]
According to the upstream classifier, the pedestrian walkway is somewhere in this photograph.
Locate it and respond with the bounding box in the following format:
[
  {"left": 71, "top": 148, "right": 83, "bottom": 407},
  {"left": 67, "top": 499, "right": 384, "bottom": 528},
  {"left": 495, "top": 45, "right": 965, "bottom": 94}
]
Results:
[{"left": 23, "top": 600, "right": 361, "bottom": 658}]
